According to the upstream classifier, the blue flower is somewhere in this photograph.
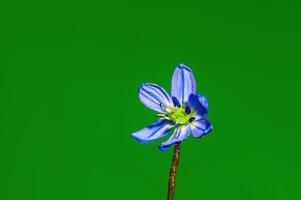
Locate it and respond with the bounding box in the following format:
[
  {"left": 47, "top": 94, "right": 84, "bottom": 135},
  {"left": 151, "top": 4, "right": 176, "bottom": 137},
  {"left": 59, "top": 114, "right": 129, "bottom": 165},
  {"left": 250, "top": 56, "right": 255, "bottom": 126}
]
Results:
[{"left": 132, "top": 64, "right": 213, "bottom": 151}]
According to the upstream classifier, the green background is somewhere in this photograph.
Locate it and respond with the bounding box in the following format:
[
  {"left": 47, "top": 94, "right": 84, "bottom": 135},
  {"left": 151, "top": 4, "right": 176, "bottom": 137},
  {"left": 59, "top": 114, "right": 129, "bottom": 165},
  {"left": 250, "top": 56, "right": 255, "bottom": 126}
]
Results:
[{"left": 1, "top": 1, "right": 300, "bottom": 200}]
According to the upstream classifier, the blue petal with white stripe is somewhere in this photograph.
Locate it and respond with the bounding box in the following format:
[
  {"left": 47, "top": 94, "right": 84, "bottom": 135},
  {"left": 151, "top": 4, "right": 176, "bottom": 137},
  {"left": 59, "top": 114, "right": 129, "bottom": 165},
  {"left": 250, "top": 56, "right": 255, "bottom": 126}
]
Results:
[
  {"left": 171, "top": 64, "right": 196, "bottom": 106},
  {"left": 138, "top": 83, "right": 173, "bottom": 113},
  {"left": 159, "top": 125, "right": 190, "bottom": 151},
  {"left": 132, "top": 120, "right": 174, "bottom": 144},
  {"left": 190, "top": 118, "right": 213, "bottom": 138}
]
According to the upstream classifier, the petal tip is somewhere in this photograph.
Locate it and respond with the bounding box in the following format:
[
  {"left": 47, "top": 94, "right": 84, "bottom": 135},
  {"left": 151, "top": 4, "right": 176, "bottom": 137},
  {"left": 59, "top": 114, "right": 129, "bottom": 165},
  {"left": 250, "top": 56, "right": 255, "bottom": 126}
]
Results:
[
  {"left": 137, "top": 83, "right": 145, "bottom": 93},
  {"left": 138, "top": 83, "right": 154, "bottom": 94},
  {"left": 158, "top": 145, "right": 169, "bottom": 151},
  {"left": 131, "top": 133, "right": 149, "bottom": 144},
  {"left": 177, "top": 63, "right": 192, "bottom": 72},
  {"left": 138, "top": 83, "right": 148, "bottom": 89},
  {"left": 206, "top": 124, "right": 213, "bottom": 134}
]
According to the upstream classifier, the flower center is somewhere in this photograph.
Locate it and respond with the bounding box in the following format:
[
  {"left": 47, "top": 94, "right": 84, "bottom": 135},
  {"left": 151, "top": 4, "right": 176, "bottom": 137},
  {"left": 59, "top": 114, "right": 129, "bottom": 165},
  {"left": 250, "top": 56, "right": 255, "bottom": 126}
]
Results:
[
  {"left": 169, "top": 108, "right": 190, "bottom": 124},
  {"left": 168, "top": 107, "right": 193, "bottom": 125},
  {"left": 157, "top": 105, "right": 196, "bottom": 125}
]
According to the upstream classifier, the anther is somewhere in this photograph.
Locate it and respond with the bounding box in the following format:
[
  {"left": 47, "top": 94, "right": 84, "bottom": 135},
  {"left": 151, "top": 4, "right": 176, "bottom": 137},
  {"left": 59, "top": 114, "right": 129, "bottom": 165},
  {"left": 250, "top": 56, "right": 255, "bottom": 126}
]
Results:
[
  {"left": 185, "top": 106, "right": 191, "bottom": 114},
  {"left": 172, "top": 97, "right": 181, "bottom": 107},
  {"left": 189, "top": 117, "right": 195, "bottom": 123}
]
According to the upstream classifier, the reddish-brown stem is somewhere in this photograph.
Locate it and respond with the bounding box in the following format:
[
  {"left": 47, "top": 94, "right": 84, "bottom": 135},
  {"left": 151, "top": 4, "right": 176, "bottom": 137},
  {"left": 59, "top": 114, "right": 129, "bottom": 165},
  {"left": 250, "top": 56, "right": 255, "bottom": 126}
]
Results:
[{"left": 167, "top": 143, "right": 181, "bottom": 200}]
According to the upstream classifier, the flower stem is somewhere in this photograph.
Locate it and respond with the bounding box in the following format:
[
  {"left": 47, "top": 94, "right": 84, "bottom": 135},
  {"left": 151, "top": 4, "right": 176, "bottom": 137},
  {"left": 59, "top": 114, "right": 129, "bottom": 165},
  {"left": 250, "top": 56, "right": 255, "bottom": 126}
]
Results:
[{"left": 167, "top": 143, "right": 181, "bottom": 200}]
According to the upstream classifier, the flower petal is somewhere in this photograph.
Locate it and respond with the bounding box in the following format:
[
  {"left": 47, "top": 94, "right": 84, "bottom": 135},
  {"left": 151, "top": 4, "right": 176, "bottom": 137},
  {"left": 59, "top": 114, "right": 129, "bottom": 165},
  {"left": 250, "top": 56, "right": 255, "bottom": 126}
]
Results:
[
  {"left": 159, "top": 125, "right": 190, "bottom": 151},
  {"left": 188, "top": 94, "right": 208, "bottom": 116},
  {"left": 190, "top": 118, "right": 213, "bottom": 138},
  {"left": 197, "top": 94, "right": 208, "bottom": 111},
  {"left": 138, "top": 83, "right": 173, "bottom": 113},
  {"left": 171, "top": 64, "right": 196, "bottom": 106},
  {"left": 132, "top": 120, "right": 174, "bottom": 144}
]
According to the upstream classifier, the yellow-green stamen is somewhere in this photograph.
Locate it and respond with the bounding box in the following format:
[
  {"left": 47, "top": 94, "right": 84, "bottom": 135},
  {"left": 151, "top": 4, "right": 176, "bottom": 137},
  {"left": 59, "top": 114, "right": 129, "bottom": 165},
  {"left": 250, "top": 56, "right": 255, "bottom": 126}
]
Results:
[{"left": 157, "top": 107, "right": 194, "bottom": 125}]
